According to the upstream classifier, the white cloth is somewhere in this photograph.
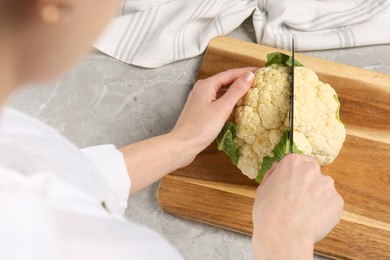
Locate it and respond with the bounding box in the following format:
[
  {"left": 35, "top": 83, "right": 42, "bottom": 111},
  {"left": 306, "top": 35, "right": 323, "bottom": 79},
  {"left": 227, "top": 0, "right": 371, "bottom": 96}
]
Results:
[
  {"left": 0, "top": 108, "right": 183, "bottom": 260},
  {"left": 94, "top": 0, "right": 390, "bottom": 68}
]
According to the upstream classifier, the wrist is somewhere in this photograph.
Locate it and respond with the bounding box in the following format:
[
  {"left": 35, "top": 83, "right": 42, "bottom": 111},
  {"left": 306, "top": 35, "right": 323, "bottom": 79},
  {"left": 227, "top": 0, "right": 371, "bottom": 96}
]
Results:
[
  {"left": 252, "top": 228, "right": 314, "bottom": 260},
  {"left": 165, "top": 131, "right": 201, "bottom": 168}
]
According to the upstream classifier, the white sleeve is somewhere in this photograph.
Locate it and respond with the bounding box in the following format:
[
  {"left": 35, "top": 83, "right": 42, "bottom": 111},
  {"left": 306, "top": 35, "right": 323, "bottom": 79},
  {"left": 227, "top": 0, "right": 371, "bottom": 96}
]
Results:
[
  {"left": 0, "top": 168, "right": 184, "bottom": 260},
  {"left": 81, "top": 145, "right": 130, "bottom": 212}
]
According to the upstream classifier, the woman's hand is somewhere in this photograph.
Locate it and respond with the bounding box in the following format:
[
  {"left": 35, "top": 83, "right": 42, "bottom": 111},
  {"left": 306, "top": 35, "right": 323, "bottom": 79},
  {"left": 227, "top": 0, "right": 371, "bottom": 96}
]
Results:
[
  {"left": 252, "top": 154, "right": 344, "bottom": 260},
  {"left": 171, "top": 67, "right": 256, "bottom": 162},
  {"left": 121, "top": 68, "right": 255, "bottom": 194}
]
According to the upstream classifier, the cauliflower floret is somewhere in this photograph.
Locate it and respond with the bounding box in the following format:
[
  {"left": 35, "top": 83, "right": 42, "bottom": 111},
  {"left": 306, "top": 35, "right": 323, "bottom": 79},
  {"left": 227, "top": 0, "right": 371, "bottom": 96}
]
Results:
[
  {"left": 308, "top": 117, "right": 346, "bottom": 164},
  {"left": 294, "top": 131, "right": 312, "bottom": 155},
  {"left": 236, "top": 143, "right": 261, "bottom": 179},
  {"left": 256, "top": 66, "right": 290, "bottom": 129},
  {"left": 251, "top": 129, "right": 283, "bottom": 158},
  {"left": 232, "top": 65, "right": 346, "bottom": 180},
  {"left": 235, "top": 106, "right": 261, "bottom": 144}
]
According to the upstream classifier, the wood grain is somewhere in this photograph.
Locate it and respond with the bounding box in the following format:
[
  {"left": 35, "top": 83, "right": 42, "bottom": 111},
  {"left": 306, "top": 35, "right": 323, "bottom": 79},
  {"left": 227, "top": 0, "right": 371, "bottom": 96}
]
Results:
[{"left": 157, "top": 37, "right": 390, "bottom": 259}]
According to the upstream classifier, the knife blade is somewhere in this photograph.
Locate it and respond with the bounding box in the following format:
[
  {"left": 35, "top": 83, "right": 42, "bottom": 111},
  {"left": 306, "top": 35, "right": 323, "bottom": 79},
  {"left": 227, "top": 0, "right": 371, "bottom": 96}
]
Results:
[{"left": 289, "top": 38, "right": 295, "bottom": 154}]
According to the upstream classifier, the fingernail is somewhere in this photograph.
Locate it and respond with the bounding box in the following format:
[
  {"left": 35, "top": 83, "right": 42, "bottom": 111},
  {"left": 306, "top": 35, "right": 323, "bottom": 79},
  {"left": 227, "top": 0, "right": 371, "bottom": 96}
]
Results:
[{"left": 244, "top": 71, "right": 255, "bottom": 83}]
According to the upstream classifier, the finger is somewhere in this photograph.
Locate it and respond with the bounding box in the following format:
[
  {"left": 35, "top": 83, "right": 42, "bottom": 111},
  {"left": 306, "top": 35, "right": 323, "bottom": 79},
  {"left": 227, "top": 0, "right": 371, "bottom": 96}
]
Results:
[
  {"left": 299, "top": 154, "right": 317, "bottom": 162},
  {"left": 322, "top": 175, "right": 335, "bottom": 189},
  {"left": 202, "top": 67, "right": 257, "bottom": 93},
  {"left": 215, "top": 71, "right": 255, "bottom": 113},
  {"left": 259, "top": 162, "right": 278, "bottom": 188},
  {"left": 278, "top": 154, "right": 317, "bottom": 171}
]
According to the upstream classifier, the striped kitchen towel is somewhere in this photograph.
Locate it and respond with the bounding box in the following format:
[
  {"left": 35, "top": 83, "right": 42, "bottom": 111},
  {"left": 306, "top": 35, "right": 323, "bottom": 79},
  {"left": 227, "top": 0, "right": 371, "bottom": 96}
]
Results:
[{"left": 94, "top": 0, "right": 390, "bottom": 68}]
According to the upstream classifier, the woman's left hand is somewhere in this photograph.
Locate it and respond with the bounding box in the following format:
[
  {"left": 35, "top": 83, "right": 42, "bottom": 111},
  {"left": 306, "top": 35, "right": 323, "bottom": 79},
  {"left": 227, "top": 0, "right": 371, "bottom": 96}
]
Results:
[
  {"left": 171, "top": 67, "right": 256, "bottom": 161},
  {"left": 121, "top": 67, "right": 256, "bottom": 193}
]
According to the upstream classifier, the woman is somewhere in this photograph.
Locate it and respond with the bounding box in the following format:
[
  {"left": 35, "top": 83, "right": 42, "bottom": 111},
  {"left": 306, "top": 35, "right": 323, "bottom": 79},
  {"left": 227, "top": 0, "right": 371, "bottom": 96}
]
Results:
[{"left": 0, "top": 0, "right": 343, "bottom": 259}]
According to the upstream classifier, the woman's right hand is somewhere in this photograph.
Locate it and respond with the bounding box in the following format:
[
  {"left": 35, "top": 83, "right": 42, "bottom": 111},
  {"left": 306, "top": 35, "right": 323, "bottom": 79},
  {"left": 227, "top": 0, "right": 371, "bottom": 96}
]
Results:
[{"left": 252, "top": 154, "right": 344, "bottom": 260}]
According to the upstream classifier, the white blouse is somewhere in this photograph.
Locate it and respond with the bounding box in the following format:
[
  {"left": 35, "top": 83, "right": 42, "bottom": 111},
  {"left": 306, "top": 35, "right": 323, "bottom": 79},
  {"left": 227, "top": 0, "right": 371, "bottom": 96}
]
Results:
[{"left": 0, "top": 108, "right": 183, "bottom": 260}]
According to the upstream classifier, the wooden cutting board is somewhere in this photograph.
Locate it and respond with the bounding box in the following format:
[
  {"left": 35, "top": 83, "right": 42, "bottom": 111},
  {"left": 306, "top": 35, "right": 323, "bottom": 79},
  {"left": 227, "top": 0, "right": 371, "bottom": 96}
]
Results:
[{"left": 157, "top": 37, "right": 390, "bottom": 259}]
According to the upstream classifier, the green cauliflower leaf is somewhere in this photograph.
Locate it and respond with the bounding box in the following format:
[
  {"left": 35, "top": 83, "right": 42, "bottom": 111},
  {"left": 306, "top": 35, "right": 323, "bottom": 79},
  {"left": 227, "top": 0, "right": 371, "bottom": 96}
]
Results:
[
  {"left": 216, "top": 121, "right": 239, "bottom": 165},
  {"left": 334, "top": 94, "right": 342, "bottom": 123},
  {"left": 256, "top": 130, "right": 303, "bottom": 183},
  {"left": 265, "top": 52, "right": 304, "bottom": 67}
]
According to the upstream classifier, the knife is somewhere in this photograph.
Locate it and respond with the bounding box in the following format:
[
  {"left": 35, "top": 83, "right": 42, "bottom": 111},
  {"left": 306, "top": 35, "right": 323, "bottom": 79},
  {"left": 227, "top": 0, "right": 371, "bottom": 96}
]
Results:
[{"left": 289, "top": 38, "right": 295, "bottom": 153}]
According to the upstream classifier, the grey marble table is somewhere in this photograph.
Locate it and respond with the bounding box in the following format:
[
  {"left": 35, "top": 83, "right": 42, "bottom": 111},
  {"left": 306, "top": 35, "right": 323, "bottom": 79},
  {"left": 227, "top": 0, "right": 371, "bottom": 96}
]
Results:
[{"left": 8, "top": 19, "right": 390, "bottom": 260}]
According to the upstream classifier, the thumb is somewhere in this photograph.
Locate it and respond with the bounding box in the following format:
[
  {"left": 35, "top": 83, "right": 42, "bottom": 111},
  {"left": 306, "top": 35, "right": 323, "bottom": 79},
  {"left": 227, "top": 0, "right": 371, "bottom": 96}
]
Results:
[{"left": 217, "top": 71, "right": 254, "bottom": 111}]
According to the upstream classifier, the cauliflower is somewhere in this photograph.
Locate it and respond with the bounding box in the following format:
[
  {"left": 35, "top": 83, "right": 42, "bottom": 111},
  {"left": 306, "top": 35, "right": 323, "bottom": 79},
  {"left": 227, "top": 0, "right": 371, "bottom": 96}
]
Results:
[{"left": 216, "top": 52, "right": 346, "bottom": 182}]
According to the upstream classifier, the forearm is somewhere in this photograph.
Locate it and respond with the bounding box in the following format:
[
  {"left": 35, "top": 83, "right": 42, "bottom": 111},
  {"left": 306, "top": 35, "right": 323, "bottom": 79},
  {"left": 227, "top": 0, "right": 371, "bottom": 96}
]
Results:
[{"left": 119, "top": 132, "right": 199, "bottom": 194}]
